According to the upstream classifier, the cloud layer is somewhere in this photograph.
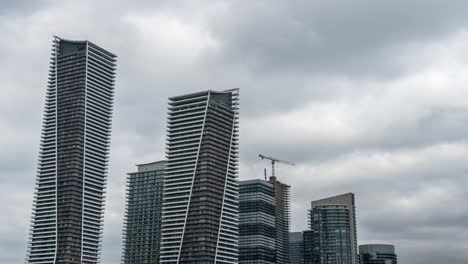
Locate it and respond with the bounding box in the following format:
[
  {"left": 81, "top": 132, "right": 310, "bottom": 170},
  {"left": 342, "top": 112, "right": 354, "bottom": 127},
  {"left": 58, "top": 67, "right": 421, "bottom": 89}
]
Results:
[{"left": 1, "top": 1, "right": 468, "bottom": 263}]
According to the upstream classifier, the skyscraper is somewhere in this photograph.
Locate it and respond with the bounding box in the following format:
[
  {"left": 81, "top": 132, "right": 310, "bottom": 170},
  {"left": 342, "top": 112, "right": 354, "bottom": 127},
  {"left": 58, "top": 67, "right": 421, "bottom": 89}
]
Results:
[
  {"left": 269, "top": 176, "right": 291, "bottom": 264},
  {"left": 239, "top": 179, "right": 276, "bottom": 264},
  {"left": 26, "top": 36, "right": 117, "bottom": 263},
  {"left": 289, "top": 232, "right": 304, "bottom": 264},
  {"left": 159, "top": 89, "right": 239, "bottom": 264},
  {"left": 359, "top": 244, "right": 397, "bottom": 264},
  {"left": 121, "top": 161, "right": 165, "bottom": 264},
  {"left": 305, "top": 193, "right": 358, "bottom": 264}
]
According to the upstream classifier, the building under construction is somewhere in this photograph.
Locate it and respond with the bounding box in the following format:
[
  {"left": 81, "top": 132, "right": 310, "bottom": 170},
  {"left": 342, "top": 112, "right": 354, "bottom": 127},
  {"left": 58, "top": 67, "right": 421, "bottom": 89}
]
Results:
[
  {"left": 269, "top": 176, "right": 291, "bottom": 264},
  {"left": 239, "top": 154, "right": 291, "bottom": 264},
  {"left": 238, "top": 176, "right": 291, "bottom": 264}
]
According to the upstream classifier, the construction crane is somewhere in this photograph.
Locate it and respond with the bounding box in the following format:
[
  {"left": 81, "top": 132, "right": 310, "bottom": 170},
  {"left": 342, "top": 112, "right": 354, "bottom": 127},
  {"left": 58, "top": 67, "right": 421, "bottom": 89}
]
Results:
[{"left": 258, "top": 154, "right": 295, "bottom": 179}]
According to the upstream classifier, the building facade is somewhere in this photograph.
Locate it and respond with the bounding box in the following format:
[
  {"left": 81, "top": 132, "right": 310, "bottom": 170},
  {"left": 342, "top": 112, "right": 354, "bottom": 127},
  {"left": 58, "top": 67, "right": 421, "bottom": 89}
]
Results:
[
  {"left": 289, "top": 232, "right": 304, "bottom": 264},
  {"left": 302, "top": 231, "right": 314, "bottom": 264},
  {"left": 305, "top": 193, "right": 358, "bottom": 264},
  {"left": 159, "top": 89, "right": 240, "bottom": 264},
  {"left": 26, "top": 36, "right": 117, "bottom": 263},
  {"left": 239, "top": 179, "right": 276, "bottom": 264},
  {"left": 121, "top": 161, "right": 165, "bottom": 264},
  {"left": 359, "top": 244, "right": 397, "bottom": 264},
  {"left": 268, "top": 176, "right": 290, "bottom": 264}
]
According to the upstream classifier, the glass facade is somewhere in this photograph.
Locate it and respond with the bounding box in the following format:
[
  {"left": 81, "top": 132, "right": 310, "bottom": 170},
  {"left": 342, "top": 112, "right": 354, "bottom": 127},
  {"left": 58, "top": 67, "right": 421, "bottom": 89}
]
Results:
[
  {"left": 289, "top": 232, "right": 304, "bottom": 264},
  {"left": 121, "top": 161, "right": 165, "bottom": 264},
  {"left": 239, "top": 179, "right": 276, "bottom": 264},
  {"left": 305, "top": 193, "right": 358, "bottom": 264},
  {"left": 303, "top": 231, "right": 314, "bottom": 264},
  {"left": 26, "top": 36, "right": 116, "bottom": 263},
  {"left": 359, "top": 244, "right": 397, "bottom": 264},
  {"left": 159, "top": 90, "right": 239, "bottom": 264}
]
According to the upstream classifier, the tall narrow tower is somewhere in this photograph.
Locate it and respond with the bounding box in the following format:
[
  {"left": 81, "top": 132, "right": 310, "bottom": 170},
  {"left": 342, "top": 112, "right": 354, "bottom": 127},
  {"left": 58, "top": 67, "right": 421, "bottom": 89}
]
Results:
[
  {"left": 269, "top": 176, "right": 291, "bottom": 264},
  {"left": 26, "top": 36, "right": 117, "bottom": 264},
  {"left": 159, "top": 89, "right": 240, "bottom": 264}
]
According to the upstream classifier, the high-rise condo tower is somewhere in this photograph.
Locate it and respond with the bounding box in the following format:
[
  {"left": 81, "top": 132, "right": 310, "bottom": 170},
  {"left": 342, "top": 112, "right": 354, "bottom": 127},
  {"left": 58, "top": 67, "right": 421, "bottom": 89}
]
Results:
[
  {"left": 238, "top": 179, "right": 276, "bottom": 264},
  {"left": 121, "top": 161, "right": 165, "bottom": 264},
  {"left": 305, "top": 193, "right": 358, "bottom": 264},
  {"left": 26, "top": 36, "right": 116, "bottom": 263},
  {"left": 159, "top": 89, "right": 240, "bottom": 264},
  {"left": 289, "top": 232, "right": 305, "bottom": 264}
]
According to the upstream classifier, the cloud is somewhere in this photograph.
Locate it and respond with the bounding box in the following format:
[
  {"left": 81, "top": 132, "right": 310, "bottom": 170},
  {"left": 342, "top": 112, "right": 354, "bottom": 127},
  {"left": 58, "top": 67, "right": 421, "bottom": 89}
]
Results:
[
  {"left": 0, "top": 1, "right": 467, "bottom": 264},
  {"left": 285, "top": 142, "right": 468, "bottom": 262},
  {"left": 207, "top": 0, "right": 468, "bottom": 76}
]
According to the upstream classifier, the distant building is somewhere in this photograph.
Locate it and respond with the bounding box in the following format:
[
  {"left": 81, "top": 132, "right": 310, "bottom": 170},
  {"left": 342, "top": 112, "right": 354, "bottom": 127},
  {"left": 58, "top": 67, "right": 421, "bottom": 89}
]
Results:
[
  {"left": 239, "top": 179, "right": 276, "bottom": 264},
  {"left": 303, "top": 230, "right": 314, "bottom": 264},
  {"left": 269, "top": 176, "right": 291, "bottom": 264},
  {"left": 359, "top": 244, "right": 397, "bottom": 264},
  {"left": 26, "top": 36, "right": 117, "bottom": 263},
  {"left": 121, "top": 161, "right": 165, "bottom": 264},
  {"left": 159, "top": 89, "right": 240, "bottom": 264},
  {"left": 289, "top": 232, "right": 304, "bottom": 264},
  {"left": 305, "top": 193, "right": 358, "bottom": 264}
]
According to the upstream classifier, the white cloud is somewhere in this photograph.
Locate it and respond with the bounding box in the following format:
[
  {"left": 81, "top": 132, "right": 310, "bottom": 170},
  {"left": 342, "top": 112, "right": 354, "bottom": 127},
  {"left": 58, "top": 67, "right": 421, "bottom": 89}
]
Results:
[{"left": 124, "top": 11, "right": 219, "bottom": 69}]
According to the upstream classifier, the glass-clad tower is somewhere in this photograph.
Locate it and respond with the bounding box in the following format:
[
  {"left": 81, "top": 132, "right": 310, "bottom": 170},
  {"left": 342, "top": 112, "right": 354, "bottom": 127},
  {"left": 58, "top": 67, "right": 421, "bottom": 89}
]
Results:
[
  {"left": 359, "top": 244, "right": 397, "bottom": 264},
  {"left": 159, "top": 89, "right": 240, "bottom": 264},
  {"left": 239, "top": 179, "right": 276, "bottom": 264},
  {"left": 305, "top": 193, "right": 358, "bottom": 264},
  {"left": 121, "top": 161, "right": 165, "bottom": 264},
  {"left": 26, "top": 36, "right": 117, "bottom": 264},
  {"left": 302, "top": 231, "right": 314, "bottom": 264},
  {"left": 289, "top": 232, "right": 304, "bottom": 264}
]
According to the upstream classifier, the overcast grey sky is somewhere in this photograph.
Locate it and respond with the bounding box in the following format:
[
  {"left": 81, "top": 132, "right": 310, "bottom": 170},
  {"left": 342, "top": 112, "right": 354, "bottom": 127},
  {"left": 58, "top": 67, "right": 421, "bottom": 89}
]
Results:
[{"left": 1, "top": 0, "right": 468, "bottom": 263}]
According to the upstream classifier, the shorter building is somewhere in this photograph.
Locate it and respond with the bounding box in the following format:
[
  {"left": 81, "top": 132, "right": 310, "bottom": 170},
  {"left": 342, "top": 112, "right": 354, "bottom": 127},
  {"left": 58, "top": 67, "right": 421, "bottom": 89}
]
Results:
[
  {"left": 239, "top": 179, "right": 276, "bottom": 264},
  {"left": 359, "top": 244, "right": 397, "bottom": 264},
  {"left": 121, "top": 161, "right": 165, "bottom": 264},
  {"left": 303, "top": 230, "right": 314, "bottom": 264},
  {"left": 305, "top": 193, "right": 358, "bottom": 264},
  {"left": 289, "top": 232, "right": 304, "bottom": 264},
  {"left": 238, "top": 176, "right": 291, "bottom": 264}
]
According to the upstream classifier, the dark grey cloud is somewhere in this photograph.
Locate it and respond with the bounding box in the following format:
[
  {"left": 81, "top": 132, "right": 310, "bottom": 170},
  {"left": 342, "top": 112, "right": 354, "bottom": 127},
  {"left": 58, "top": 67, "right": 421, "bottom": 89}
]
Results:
[
  {"left": 208, "top": 0, "right": 468, "bottom": 76},
  {"left": 0, "top": 0, "right": 48, "bottom": 15},
  {"left": 285, "top": 142, "right": 468, "bottom": 264},
  {"left": 1, "top": 1, "right": 468, "bottom": 264}
]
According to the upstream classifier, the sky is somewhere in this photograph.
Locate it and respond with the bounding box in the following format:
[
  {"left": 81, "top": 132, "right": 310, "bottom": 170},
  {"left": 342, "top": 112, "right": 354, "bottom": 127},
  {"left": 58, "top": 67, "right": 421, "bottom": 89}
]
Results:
[{"left": 1, "top": 0, "right": 468, "bottom": 263}]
